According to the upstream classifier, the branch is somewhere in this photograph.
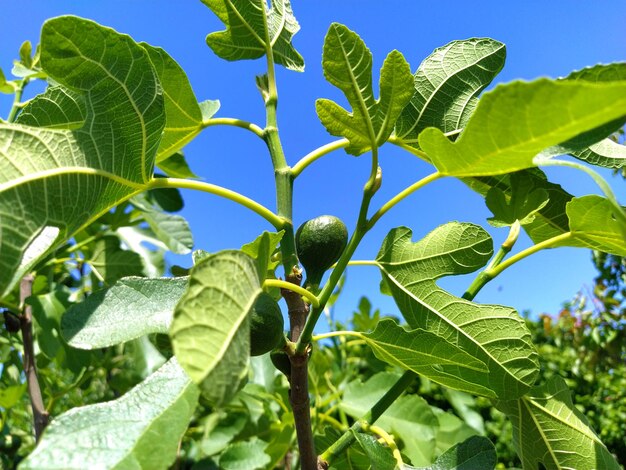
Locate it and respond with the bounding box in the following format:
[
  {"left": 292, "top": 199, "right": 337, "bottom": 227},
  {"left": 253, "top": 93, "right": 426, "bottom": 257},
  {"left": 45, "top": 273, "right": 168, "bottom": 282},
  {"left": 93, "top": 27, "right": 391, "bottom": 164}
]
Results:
[
  {"left": 202, "top": 117, "right": 265, "bottom": 138},
  {"left": 19, "top": 274, "right": 49, "bottom": 441},
  {"left": 147, "top": 177, "right": 285, "bottom": 229},
  {"left": 292, "top": 139, "right": 349, "bottom": 178}
]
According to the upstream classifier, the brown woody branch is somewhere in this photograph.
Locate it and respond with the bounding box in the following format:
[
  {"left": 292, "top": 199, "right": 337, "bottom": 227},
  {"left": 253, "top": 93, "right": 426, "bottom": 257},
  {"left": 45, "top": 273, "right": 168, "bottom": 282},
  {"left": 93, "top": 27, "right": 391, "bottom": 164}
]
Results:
[
  {"left": 281, "top": 269, "right": 323, "bottom": 470},
  {"left": 19, "top": 274, "right": 49, "bottom": 441}
]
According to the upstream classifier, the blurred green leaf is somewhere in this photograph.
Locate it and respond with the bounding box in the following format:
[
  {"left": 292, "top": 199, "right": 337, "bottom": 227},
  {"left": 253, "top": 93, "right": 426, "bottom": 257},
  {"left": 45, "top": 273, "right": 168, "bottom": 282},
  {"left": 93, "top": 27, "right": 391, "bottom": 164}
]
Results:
[
  {"left": 20, "top": 358, "right": 199, "bottom": 470},
  {"left": 89, "top": 236, "right": 145, "bottom": 285},
  {"left": 430, "top": 435, "right": 496, "bottom": 470},
  {"left": 341, "top": 372, "right": 439, "bottom": 466},
  {"left": 219, "top": 438, "right": 271, "bottom": 470}
]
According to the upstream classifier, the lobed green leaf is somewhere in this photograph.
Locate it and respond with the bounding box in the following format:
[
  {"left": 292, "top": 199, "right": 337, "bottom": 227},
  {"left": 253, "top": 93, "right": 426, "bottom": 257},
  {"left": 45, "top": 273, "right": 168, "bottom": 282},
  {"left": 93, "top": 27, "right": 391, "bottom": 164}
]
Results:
[
  {"left": 316, "top": 23, "right": 413, "bottom": 155},
  {"left": 363, "top": 318, "right": 488, "bottom": 378},
  {"left": 485, "top": 171, "right": 549, "bottom": 227},
  {"left": 0, "top": 16, "right": 165, "bottom": 298},
  {"left": 141, "top": 44, "right": 211, "bottom": 163},
  {"left": 375, "top": 223, "right": 539, "bottom": 399},
  {"left": 496, "top": 376, "right": 620, "bottom": 470}
]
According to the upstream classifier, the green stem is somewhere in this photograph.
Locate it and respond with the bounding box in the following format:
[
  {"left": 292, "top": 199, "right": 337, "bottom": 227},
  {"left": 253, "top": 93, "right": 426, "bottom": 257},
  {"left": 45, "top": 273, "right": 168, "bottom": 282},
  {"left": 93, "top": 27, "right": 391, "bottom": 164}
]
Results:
[
  {"left": 147, "top": 177, "right": 285, "bottom": 229},
  {"left": 65, "top": 233, "right": 103, "bottom": 254},
  {"left": 292, "top": 139, "right": 349, "bottom": 178},
  {"left": 312, "top": 330, "right": 361, "bottom": 342},
  {"left": 7, "top": 79, "right": 28, "bottom": 123},
  {"left": 486, "top": 231, "right": 573, "bottom": 280},
  {"left": 368, "top": 171, "right": 442, "bottom": 228},
  {"left": 260, "top": 21, "right": 317, "bottom": 470},
  {"left": 319, "top": 370, "right": 416, "bottom": 465},
  {"left": 202, "top": 117, "right": 265, "bottom": 139},
  {"left": 462, "top": 221, "right": 521, "bottom": 301},
  {"left": 387, "top": 135, "right": 431, "bottom": 163},
  {"left": 264, "top": 279, "right": 320, "bottom": 308}
]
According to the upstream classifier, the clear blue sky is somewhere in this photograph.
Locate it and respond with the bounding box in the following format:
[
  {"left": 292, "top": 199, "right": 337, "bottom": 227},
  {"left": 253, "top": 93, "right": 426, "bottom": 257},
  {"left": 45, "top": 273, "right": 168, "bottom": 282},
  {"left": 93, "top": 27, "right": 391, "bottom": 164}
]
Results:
[{"left": 1, "top": 2, "right": 625, "bottom": 325}]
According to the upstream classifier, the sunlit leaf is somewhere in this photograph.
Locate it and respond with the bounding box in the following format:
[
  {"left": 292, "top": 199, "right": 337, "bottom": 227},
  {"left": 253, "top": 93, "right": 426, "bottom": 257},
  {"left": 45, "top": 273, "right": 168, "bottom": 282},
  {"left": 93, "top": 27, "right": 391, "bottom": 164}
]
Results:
[
  {"left": 419, "top": 78, "right": 626, "bottom": 176},
  {"left": 170, "top": 250, "right": 261, "bottom": 405},
  {"left": 201, "top": 0, "right": 304, "bottom": 72},
  {"left": 363, "top": 318, "right": 489, "bottom": 378},
  {"left": 572, "top": 138, "right": 626, "bottom": 169},
  {"left": 0, "top": 16, "right": 165, "bottom": 298},
  {"left": 20, "top": 358, "right": 199, "bottom": 470},
  {"left": 142, "top": 44, "right": 211, "bottom": 162},
  {"left": 241, "top": 230, "right": 284, "bottom": 279},
  {"left": 464, "top": 169, "right": 573, "bottom": 243},
  {"left": 16, "top": 86, "right": 85, "bottom": 129},
  {"left": 157, "top": 152, "right": 200, "bottom": 179},
  {"left": 396, "top": 38, "right": 505, "bottom": 145},
  {"left": 61, "top": 277, "right": 188, "bottom": 349},
  {"left": 375, "top": 223, "right": 539, "bottom": 398},
  {"left": 316, "top": 23, "right": 413, "bottom": 155},
  {"left": 561, "top": 63, "right": 626, "bottom": 167},
  {"left": 496, "top": 376, "right": 620, "bottom": 470},
  {"left": 558, "top": 195, "right": 626, "bottom": 256}
]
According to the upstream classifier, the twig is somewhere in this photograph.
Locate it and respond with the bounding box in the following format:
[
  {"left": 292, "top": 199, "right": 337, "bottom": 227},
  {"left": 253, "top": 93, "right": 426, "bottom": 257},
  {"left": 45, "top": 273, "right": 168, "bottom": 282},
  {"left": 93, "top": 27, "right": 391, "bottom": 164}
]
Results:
[
  {"left": 280, "top": 269, "right": 319, "bottom": 470},
  {"left": 19, "top": 274, "right": 49, "bottom": 440}
]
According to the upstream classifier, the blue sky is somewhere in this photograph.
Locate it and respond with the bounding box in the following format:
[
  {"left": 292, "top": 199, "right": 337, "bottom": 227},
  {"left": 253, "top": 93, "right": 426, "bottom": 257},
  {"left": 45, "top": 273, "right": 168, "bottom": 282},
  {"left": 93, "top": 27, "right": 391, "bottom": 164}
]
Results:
[{"left": 1, "top": 2, "right": 625, "bottom": 325}]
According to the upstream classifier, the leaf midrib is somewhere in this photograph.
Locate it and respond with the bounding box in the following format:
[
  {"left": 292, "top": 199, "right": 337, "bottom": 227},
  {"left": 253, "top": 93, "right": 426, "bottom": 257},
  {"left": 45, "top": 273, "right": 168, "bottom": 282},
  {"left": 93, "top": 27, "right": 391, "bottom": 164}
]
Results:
[
  {"left": 380, "top": 265, "right": 528, "bottom": 389},
  {"left": 331, "top": 25, "right": 377, "bottom": 147}
]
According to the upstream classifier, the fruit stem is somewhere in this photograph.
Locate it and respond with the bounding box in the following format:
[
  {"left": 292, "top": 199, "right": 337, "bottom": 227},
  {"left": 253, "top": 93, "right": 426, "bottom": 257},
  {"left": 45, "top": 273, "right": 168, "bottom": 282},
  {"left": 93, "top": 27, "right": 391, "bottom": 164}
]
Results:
[{"left": 264, "top": 279, "right": 319, "bottom": 307}]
